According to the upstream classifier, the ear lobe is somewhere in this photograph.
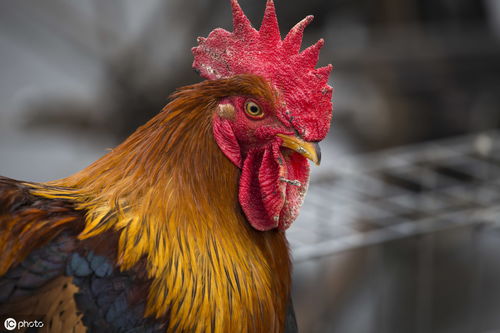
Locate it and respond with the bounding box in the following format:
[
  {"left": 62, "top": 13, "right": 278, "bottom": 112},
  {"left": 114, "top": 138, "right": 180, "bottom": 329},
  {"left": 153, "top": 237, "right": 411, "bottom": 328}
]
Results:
[
  {"left": 213, "top": 117, "right": 242, "bottom": 168},
  {"left": 217, "top": 103, "right": 236, "bottom": 120}
]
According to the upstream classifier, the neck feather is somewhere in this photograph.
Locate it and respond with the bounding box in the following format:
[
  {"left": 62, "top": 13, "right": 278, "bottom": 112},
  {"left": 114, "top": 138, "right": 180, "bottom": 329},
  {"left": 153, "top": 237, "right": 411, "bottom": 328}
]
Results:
[{"left": 36, "top": 77, "right": 291, "bottom": 332}]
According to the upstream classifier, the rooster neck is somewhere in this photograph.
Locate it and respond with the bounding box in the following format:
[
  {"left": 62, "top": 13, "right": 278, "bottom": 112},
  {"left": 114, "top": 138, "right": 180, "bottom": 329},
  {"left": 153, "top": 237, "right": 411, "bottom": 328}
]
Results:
[{"left": 38, "top": 81, "right": 291, "bottom": 332}]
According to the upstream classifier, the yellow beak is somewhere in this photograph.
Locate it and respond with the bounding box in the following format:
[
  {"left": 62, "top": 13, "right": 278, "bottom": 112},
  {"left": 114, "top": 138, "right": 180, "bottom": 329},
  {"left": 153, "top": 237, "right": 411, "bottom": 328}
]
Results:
[{"left": 277, "top": 134, "right": 321, "bottom": 165}]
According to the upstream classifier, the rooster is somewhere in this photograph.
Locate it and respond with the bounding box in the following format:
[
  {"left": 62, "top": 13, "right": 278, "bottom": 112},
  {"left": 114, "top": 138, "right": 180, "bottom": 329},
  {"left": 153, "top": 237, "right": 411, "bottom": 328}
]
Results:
[{"left": 0, "top": 0, "right": 332, "bottom": 332}]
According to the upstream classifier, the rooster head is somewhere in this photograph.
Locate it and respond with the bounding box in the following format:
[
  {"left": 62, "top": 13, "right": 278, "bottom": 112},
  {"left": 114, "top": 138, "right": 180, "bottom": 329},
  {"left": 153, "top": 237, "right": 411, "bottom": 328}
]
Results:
[{"left": 192, "top": 0, "right": 333, "bottom": 231}]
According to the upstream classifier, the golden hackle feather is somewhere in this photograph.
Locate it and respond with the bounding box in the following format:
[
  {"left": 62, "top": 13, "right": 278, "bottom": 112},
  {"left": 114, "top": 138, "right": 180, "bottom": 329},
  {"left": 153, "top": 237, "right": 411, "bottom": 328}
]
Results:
[{"left": 30, "top": 75, "right": 291, "bottom": 332}]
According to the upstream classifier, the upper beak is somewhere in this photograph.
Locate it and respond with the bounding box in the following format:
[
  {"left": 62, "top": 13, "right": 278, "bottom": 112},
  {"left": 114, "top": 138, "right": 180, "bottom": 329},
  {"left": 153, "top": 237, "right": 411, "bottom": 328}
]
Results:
[{"left": 277, "top": 134, "right": 321, "bottom": 165}]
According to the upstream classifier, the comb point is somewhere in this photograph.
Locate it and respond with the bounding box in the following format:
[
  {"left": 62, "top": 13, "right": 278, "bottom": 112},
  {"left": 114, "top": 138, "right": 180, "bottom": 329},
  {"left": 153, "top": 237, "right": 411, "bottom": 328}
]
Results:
[
  {"left": 282, "top": 15, "right": 314, "bottom": 54},
  {"left": 231, "top": 0, "right": 254, "bottom": 36},
  {"left": 259, "top": 0, "right": 281, "bottom": 44},
  {"left": 296, "top": 38, "right": 324, "bottom": 69}
]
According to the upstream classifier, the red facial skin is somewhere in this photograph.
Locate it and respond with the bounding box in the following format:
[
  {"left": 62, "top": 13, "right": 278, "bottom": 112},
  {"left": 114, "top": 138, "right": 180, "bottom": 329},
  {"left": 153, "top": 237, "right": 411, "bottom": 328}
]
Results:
[{"left": 213, "top": 96, "right": 310, "bottom": 231}]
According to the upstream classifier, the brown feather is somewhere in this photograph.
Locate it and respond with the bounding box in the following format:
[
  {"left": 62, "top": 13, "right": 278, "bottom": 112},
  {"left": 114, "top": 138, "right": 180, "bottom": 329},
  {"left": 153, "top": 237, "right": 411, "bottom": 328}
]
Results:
[
  {"left": 0, "top": 276, "right": 85, "bottom": 333},
  {"left": 0, "top": 177, "right": 83, "bottom": 275}
]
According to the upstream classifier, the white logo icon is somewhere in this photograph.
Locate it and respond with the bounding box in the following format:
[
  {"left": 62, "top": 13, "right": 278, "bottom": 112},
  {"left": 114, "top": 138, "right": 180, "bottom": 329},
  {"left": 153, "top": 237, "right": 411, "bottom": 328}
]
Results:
[{"left": 4, "top": 318, "right": 16, "bottom": 331}]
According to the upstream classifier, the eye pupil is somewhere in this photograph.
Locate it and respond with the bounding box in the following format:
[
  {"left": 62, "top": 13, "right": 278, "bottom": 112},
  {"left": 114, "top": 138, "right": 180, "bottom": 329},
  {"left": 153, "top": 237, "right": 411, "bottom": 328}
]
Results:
[{"left": 250, "top": 105, "right": 259, "bottom": 114}]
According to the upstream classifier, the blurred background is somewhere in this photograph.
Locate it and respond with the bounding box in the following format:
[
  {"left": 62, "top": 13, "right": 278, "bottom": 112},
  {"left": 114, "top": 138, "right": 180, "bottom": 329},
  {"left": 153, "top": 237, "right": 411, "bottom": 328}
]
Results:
[{"left": 0, "top": 0, "right": 499, "bottom": 332}]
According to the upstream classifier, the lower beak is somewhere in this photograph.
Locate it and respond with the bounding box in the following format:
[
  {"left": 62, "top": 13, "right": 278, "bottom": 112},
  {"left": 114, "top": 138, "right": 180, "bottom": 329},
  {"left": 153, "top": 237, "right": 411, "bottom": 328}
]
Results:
[{"left": 276, "top": 134, "right": 321, "bottom": 165}]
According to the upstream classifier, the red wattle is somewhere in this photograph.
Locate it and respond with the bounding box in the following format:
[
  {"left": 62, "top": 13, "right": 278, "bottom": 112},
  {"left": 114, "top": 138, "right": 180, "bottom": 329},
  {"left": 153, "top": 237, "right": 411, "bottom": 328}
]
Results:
[
  {"left": 238, "top": 144, "right": 310, "bottom": 231},
  {"left": 278, "top": 151, "right": 310, "bottom": 230},
  {"left": 258, "top": 145, "right": 286, "bottom": 225},
  {"left": 238, "top": 149, "right": 273, "bottom": 231}
]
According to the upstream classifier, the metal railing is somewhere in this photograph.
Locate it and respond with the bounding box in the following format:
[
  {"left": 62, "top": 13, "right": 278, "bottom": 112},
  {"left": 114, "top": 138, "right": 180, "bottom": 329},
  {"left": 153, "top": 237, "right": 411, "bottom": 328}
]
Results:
[{"left": 290, "top": 130, "right": 500, "bottom": 261}]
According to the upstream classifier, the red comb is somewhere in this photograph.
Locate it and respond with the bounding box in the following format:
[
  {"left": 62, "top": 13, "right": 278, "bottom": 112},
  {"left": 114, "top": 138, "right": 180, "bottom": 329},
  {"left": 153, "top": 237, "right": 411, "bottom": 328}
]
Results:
[{"left": 192, "top": 0, "right": 333, "bottom": 141}]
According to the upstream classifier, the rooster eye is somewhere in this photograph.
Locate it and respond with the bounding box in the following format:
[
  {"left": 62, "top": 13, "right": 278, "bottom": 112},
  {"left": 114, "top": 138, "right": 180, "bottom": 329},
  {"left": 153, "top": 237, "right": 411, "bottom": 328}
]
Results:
[{"left": 244, "top": 101, "right": 264, "bottom": 119}]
